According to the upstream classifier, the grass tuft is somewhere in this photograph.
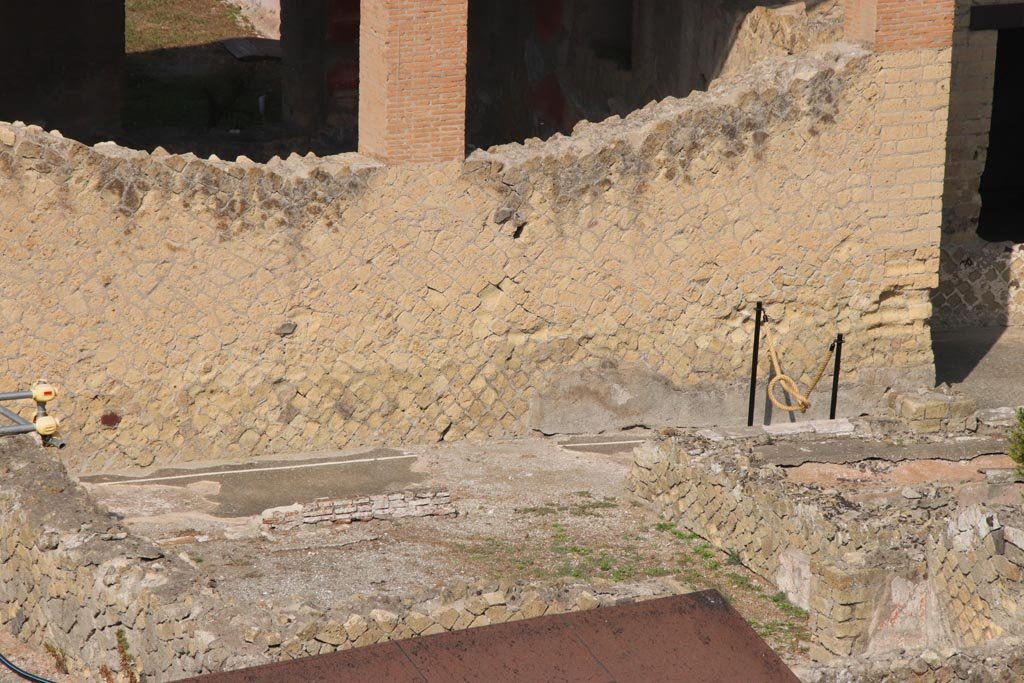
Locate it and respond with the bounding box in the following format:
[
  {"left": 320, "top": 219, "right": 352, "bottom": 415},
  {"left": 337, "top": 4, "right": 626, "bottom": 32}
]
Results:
[{"left": 1009, "top": 407, "right": 1024, "bottom": 476}]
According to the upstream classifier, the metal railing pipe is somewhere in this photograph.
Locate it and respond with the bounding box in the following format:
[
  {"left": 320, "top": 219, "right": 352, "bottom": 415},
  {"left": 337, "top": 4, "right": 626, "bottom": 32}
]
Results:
[
  {"left": 0, "top": 405, "right": 30, "bottom": 426},
  {"left": 0, "top": 424, "right": 38, "bottom": 437}
]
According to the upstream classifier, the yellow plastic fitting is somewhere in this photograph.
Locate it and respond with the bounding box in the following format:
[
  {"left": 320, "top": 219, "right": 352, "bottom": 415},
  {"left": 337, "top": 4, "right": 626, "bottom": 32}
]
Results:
[
  {"left": 34, "top": 415, "right": 60, "bottom": 436},
  {"left": 31, "top": 381, "right": 57, "bottom": 403}
]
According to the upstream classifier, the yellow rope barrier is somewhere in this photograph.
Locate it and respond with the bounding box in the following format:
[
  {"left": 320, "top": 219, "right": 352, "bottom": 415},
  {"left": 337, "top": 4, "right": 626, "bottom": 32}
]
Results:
[{"left": 761, "top": 318, "right": 835, "bottom": 413}]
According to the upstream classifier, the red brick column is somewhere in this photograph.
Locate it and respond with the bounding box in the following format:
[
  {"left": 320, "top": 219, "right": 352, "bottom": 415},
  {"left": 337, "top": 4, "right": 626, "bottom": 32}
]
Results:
[
  {"left": 845, "top": 0, "right": 955, "bottom": 51},
  {"left": 358, "top": 0, "right": 468, "bottom": 163}
]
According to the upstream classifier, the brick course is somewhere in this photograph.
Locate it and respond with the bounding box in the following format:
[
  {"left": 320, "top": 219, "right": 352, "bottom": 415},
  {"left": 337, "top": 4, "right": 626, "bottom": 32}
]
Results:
[{"left": 846, "top": 0, "right": 955, "bottom": 51}]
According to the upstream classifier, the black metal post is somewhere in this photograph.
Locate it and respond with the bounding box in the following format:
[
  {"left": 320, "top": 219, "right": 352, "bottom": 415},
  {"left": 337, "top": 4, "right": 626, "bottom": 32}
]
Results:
[
  {"left": 747, "top": 302, "right": 763, "bottom": 427},
  {"left": 829, "top": 333, "right": 844, "bottom": 420}
]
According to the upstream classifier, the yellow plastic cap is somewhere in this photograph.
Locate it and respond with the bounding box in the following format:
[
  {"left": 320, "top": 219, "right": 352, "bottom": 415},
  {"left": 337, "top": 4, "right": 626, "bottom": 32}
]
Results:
[
  {"left": 31, "top": 382, "right": 57, "bottom": 403},
  {"left": 35, "top": 415, "right": 60, "bottom": 436}
]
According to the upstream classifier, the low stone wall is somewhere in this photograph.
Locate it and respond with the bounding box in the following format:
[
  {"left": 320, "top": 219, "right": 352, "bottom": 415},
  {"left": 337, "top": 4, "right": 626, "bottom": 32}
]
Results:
[
  {"left": 798, "top": 640, "right": 1024, "bottom": 683},
  {"left": 0, "top": 438, "right": 210, "bottom": 680},
  {"left": 261, "top": 489, "right": 456, "bottom": 530},
  {"left": 888, "top": 389, "right": 977, "bottom": 433},
  {"left": 0, "top": 40, "right": 952, "bottom": 471},
  {"left": 628, "top": 433, "right": 1024, "bottom": 662}
]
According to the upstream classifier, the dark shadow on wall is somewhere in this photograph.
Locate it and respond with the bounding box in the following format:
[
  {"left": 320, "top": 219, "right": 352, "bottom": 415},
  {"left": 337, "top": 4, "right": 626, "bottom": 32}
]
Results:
[
  {"left": 931, "top": 17, "right": 1022, "bottom": 385},
  {"left": 465, "top": 0, "right": 838, "bottom": 150}
]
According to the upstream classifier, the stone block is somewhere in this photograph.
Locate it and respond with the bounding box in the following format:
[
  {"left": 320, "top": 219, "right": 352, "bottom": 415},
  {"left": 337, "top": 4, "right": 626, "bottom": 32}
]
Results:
[
  {"left": 908, "top": 418, "right": 943, "bottom": 434},
  {"left": 405, "top": 612, "right": 433, "bottom": 635},
  {"left": 314, "top": 621, "right": 345, "bottom": 646},
  {"left": 765, "top": 423, "right": 816, "bottom": 436},
  {"left": 992, "top": 556, "right": 1022, "bottom": 582},
  {"left": 481, "top": 591, "right": 506, "bottom": 607},
  {"left": 1004, "top": 526, "right": 1024, "bottom": 552},
  {"left": 575, "top": 591, "right": 600, "bottom": 611},
  {"left": 344, "top": 614, "right": 368, "bottom": 641},
  {"left": 370, "top": 609, "right": 399, "bottom": 633},
  {"left": 431, "top": 607, "right": 460, "bottom": 630},
  {"left": 947, "top": 397, "right": 978, "bottom": 421}
]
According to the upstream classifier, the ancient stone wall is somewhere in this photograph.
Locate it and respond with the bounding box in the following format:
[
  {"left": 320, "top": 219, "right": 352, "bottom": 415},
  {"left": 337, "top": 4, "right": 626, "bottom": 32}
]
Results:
[
  {"left": 931, "top": 506, "right": 1024, "bottom": 646},
  {"left": 934, "top": 0, "right": 1024, "bottom": 328},
  {"left": 798, "top": 640, "right": 1024, "bottom": 683},
  {"left": 0, "top": 41, "right": 950, "bottom": 471},
  {"left": 0, "top": 439, "right": 207, "bottom": 680},
  {"left": 629, "top": 435, "right": 1024, "bottom": 663}
]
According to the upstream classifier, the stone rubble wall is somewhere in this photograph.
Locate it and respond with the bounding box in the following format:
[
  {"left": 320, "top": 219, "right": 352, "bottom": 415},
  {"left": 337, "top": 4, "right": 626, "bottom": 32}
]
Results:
[
  {"left": 0, "top": 438, "right": 211, "bottom": 680},
  {"left": 888, "top": 389, "right": 978, "bottom": 433},
  {"left": 0, "top": 439, "right": 689, "bottom": 678},
  {"left": 719, "top": 1, "right": 844, "bottom": 81},
  {"left": 629, "top": 437, "right": 906, "bottom": 660},
  {"left": 930, "top": 506, "right": 1024, "bottom": 646},
  {"left": 797, "top": 639, "right": 1024, "bottom": 683},
  {"left": 0, "top": 41, "right": 952, "bottom": 472},
  {"left": 628, "top": 435, "right": 1024, "bottom": 662},
  {"left": 261, "top": 489, "right": 456, "bottom": 530}
]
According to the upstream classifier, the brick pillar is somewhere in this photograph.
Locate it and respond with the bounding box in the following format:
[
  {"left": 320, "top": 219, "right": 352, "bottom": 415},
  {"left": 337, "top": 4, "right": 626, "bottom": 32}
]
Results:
[
  {"left": 845, "top": 0, "right": 955, "bottom": 51},
  {"left": 358, "top": 0, "right": 468, "bottom": 163}
]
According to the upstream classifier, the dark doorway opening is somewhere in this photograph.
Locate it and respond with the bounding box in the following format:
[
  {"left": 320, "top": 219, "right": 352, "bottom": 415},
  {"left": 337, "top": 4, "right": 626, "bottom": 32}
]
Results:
[{"left": 978, "top": 28, "right": 1024, "bottom": 243}]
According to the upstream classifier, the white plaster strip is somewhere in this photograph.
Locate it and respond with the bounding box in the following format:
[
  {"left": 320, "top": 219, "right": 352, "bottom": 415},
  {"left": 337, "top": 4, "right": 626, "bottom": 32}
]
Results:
[
  {"left": 561, "top": 439, "right": 647, "bottom": 449},
  {"left": 90, "top": 454, "right": 418, "bottom": 486}
]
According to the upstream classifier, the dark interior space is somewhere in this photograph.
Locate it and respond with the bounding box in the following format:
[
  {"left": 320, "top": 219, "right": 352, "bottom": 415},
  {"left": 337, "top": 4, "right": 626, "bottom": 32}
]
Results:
[
  {"left": 0, "top": 2, "right": 125, "bottom": 140},
  {"left": 469, "top": 0, "right": 667, "bottom": 150},
  {"left": 465, "top": 0, "right": 814, "bottom": 151},
  {"left": 588, "top": 0, "right": 635, "bottom": 69},
  {"left": 116, "top": 0, "right": 359, "bottom": 162},
  {"left": 977, "top": 28, "right": 1024, "bottom": 243},
  {"left": 0, "top": 1, "right": 360, "bottom": 162},
  {"left": 116, "top": 42, "right": 330, "bottom": 162}
]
